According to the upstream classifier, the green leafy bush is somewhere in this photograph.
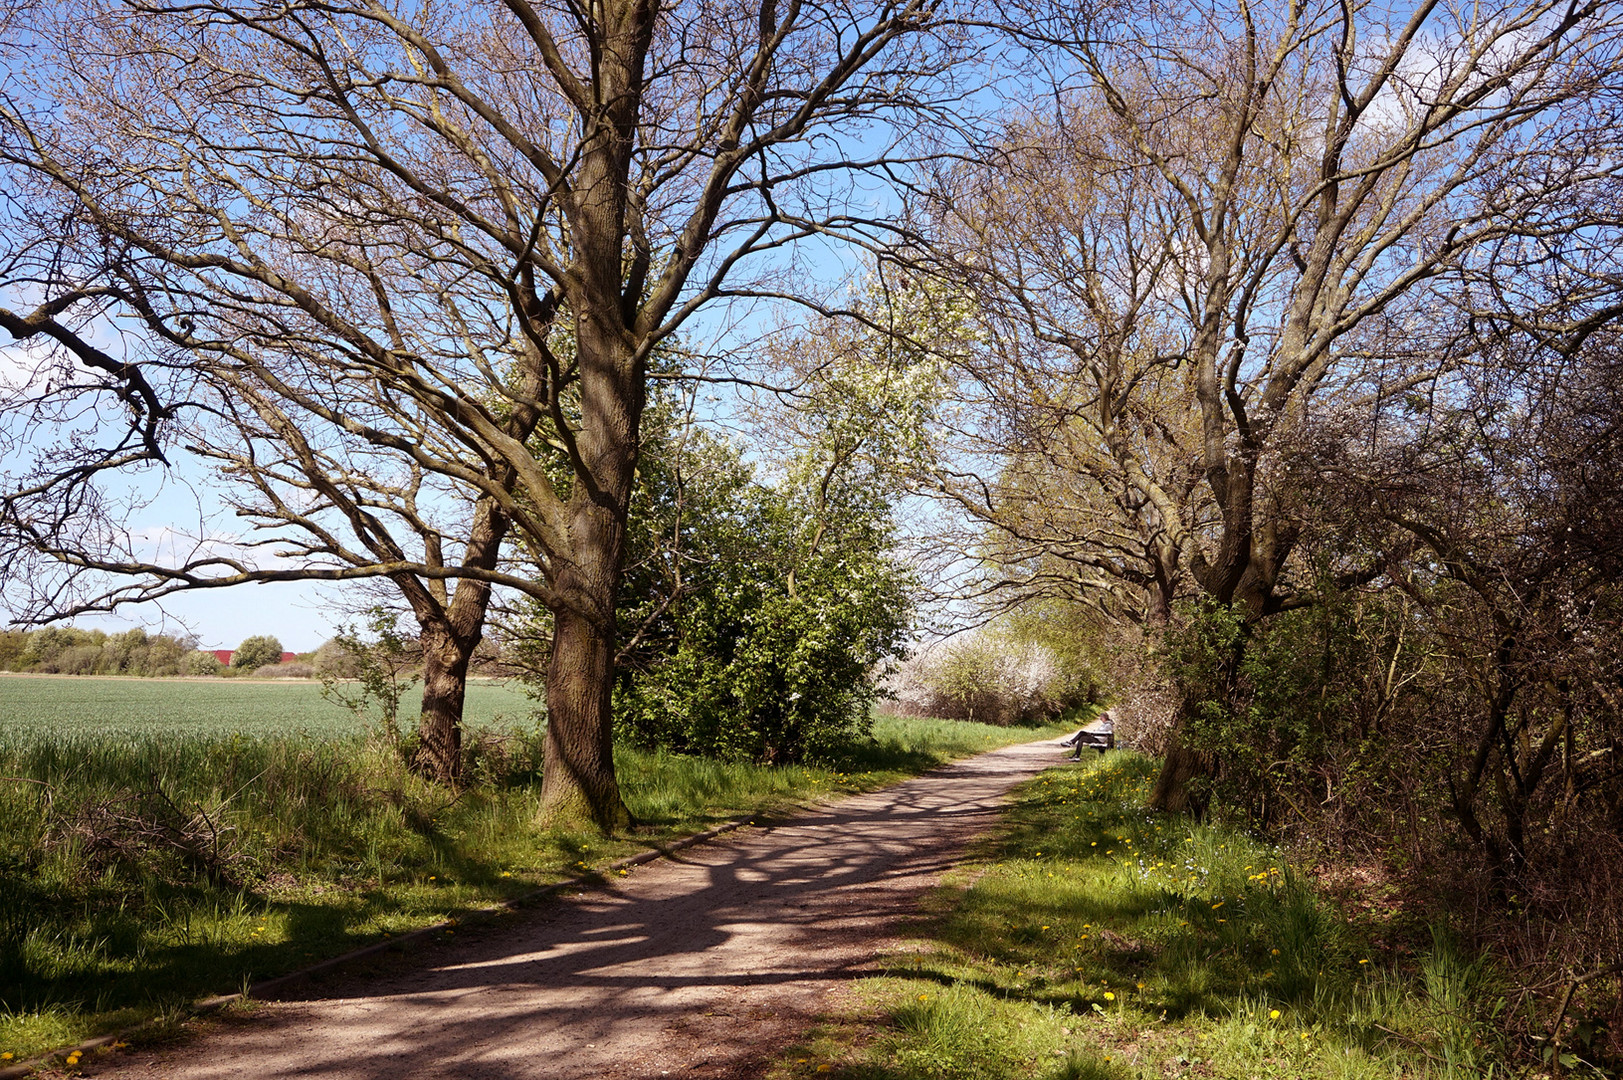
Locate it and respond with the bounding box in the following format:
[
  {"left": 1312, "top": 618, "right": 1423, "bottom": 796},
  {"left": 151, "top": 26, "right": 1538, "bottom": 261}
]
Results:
[
  {"left": 510, "top": 368, "right": 918, "bottom": 765},
  {"left": 229, "top": 635, "right": 283, "bottom": 672},
  {"left": 2, "top": 626, "right": 195, "bottom": 676},
  {"left": 1159, "top": 597, "right": 1374, "bottom": 827},
  {"left": 184, "top": 651, "right": 222, "bottom": 676},
  {"left": 612, "top": 468, "right": 912, "bottom": 764}
]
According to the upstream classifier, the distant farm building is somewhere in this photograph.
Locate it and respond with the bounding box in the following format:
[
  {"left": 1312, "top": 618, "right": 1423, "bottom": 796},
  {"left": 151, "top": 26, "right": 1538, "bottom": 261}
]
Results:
[{"left": 209, "top": 650, "right": 297, "bottom": 666}]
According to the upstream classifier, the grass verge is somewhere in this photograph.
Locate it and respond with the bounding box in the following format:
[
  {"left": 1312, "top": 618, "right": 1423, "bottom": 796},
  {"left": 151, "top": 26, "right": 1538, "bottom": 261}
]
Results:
[
  {"left": 770, "top": 752, "right": 1515, "bottom": 1080},
  {"left": 0, "top": 712, "right": 1061, "bottom": 1063}
]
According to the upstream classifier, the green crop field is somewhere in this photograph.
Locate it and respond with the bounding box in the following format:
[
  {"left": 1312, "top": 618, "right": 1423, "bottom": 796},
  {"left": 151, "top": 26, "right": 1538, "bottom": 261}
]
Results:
[{"left": 0, "top": 674, "right": 535, "bottom": 743}]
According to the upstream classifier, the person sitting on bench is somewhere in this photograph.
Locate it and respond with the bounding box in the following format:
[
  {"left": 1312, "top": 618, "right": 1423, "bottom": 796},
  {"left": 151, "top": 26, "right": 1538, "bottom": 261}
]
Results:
[{"left": 1061, "top": 710, "right": 1114, "bottom": 759}]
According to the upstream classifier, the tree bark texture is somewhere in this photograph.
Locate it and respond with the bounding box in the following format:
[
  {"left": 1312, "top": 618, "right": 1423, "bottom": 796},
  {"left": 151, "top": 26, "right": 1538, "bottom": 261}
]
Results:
[
  {"left": 536, "top": 306, "right": 640, "bottom": 829},
  {"left": 415, "top": 620, "right": 474, "bottom": 784},
  {"left": 542, "top": 607, "right": 631, "bottom": 831},
  {"left": 401, "top": 498, "right": 514, "bottom": 785},
  {"left": 1149, "top": 729, "right": 1212, "bottom": 816}
]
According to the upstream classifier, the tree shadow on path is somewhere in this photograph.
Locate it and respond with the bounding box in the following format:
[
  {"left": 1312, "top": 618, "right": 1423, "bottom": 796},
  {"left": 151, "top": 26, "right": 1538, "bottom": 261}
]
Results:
[{"left": 89, "top": 741, "right": 1066, "bottom": 1080}]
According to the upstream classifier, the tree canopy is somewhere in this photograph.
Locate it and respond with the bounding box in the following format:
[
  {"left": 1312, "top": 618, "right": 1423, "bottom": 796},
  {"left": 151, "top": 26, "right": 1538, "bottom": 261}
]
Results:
[{"left": 0, "top": 0, "right": 968, "bottom": 822}]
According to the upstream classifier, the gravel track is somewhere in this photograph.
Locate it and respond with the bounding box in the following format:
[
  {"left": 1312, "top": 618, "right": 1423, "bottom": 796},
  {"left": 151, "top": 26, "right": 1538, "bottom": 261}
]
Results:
[{"left": 84, "top": 738, "right": 1063, "bottom": 1080}]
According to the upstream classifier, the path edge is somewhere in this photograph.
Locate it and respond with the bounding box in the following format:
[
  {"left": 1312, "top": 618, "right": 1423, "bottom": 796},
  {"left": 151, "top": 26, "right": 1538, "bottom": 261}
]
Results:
[
  {"left": 5, "top": 735, "right": 1071, "bottom": 1077},
  {"left": 0, "top": 814, "right": 761, "bottom": 1079}
]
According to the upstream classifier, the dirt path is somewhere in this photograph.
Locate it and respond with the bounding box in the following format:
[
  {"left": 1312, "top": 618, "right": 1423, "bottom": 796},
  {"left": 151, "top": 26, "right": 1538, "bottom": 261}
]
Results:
[{"left": 85, "top": 739, "right": 1064, "bottom": 1080}]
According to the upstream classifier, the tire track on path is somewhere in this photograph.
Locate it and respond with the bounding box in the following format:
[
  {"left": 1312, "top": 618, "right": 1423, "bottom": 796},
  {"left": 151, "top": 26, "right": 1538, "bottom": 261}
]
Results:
[{"left": 87, "top": 738, "right": 1063, "bottom": 1080}]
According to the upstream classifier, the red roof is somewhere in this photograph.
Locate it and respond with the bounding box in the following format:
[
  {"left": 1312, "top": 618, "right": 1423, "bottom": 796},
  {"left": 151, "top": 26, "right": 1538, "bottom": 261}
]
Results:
[{"left": 207, "top": 650, "right": 297, "bottom": 665}]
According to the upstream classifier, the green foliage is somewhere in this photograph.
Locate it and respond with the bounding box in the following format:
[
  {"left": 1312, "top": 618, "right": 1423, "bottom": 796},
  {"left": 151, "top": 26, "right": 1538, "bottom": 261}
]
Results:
[
  {"left": 613, "top": 476, "right": 913, "bottom": 763},
  {"left": 998, "top": 600, "right": 1109, "bottom": 701},
  {"left": 184, "top": 650, "right": 223, "bottom": 676},
  {"left": 927, "top": 636, "right": 1014, "bottom": 722},
  {"left": 1158, "top": 597, "right": 1374, "bottom": 826},
  {"left": 0, "top": 629, "right": 30, "bottom": 669},
  {"left": 0, "top": 626, "right": 196, "bottom": 677},
  {"left": 611, "top": 413, "right": 757, "bottom": 678},
  {"left": 509, "top": 369, "right": 918, "bottom": 766},
  {"left": 610, "top": 288, "right": 951, "bottom": 763},
  {"left": 896, "top": 616, "right": 1099, "bottom": 727},
  {"left": 229, "top": 635, "right": 283, "bottom": 672},
  {"left": 317, "top": 608, "right": 422, "bottom": 746}
]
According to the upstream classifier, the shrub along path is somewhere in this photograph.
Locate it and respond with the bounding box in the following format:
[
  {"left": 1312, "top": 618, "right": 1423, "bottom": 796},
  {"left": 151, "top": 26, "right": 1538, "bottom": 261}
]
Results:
[{"left": 80, "top": 739, "right": 1064, "bottom": 1080}]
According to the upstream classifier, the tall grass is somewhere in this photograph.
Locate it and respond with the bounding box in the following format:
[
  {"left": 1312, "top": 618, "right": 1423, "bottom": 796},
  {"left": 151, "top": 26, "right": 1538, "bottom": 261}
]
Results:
[
  {"left": 0, "top": 712, "right": 1055, "bottom": 1061},
  {"left": 776, "top": 753, "right": 1514, "bottom": 1080}
]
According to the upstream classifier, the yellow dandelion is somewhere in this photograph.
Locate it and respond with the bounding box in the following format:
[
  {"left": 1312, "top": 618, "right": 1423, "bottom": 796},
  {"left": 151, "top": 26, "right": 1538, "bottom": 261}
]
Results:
[
  {"left": 1359, "top": 958, "right": 1370, "bottom": 964},
  {"left": 1103, "top": 991, "right": 1115, "bottom": 1000},
  {"left": 1270, "top": 1009, "right": 1281, "bottom": 1019},
  {"left": 1, "top": 1053, "right": 12, "bottom": 1060}
]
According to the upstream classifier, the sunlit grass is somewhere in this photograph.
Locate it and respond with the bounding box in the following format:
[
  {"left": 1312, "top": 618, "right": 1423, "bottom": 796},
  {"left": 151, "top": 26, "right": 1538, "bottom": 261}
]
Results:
[
  {"left": 0, "top": 711, "right": 1057, "bottom": 1061},
  {"left": 771, "top": 753, "right": 1510, "bottom": 1079}
]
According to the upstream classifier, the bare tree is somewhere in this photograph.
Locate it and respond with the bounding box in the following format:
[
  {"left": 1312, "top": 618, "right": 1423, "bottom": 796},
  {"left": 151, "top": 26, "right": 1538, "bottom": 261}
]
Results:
[
  {"left": 914, "top": 0, "right": 1623, "bottom": 810},
  {"left": 1348, "top": 331, "right": 1623, "bottom": 886},
  {"left": 0, "top": 0, "right": 963, "bottom": 827}
]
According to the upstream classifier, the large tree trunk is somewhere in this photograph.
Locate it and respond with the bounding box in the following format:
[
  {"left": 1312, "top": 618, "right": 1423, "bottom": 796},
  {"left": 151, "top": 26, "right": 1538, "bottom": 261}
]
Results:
[
  {"left": 541, "top": 606, "right": 631, "bottom": 831},
  {"left": 403, "top": 498, "right": 512, "bottom": 785},
  {"left": 534, "top": 303, "right": 640, "bottom": 832},
  {"left": 535, "top": 430, "right": 636, "bottom": 831},
  {"left": 1148, "top": 576, "right": 1269, "bottom": 816},
  {"left": 414, "top": 620, "right": 474, "bottom": 784},
  {"left": 1149, "top": 734, "right": 1212, "bottom": 815}
]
